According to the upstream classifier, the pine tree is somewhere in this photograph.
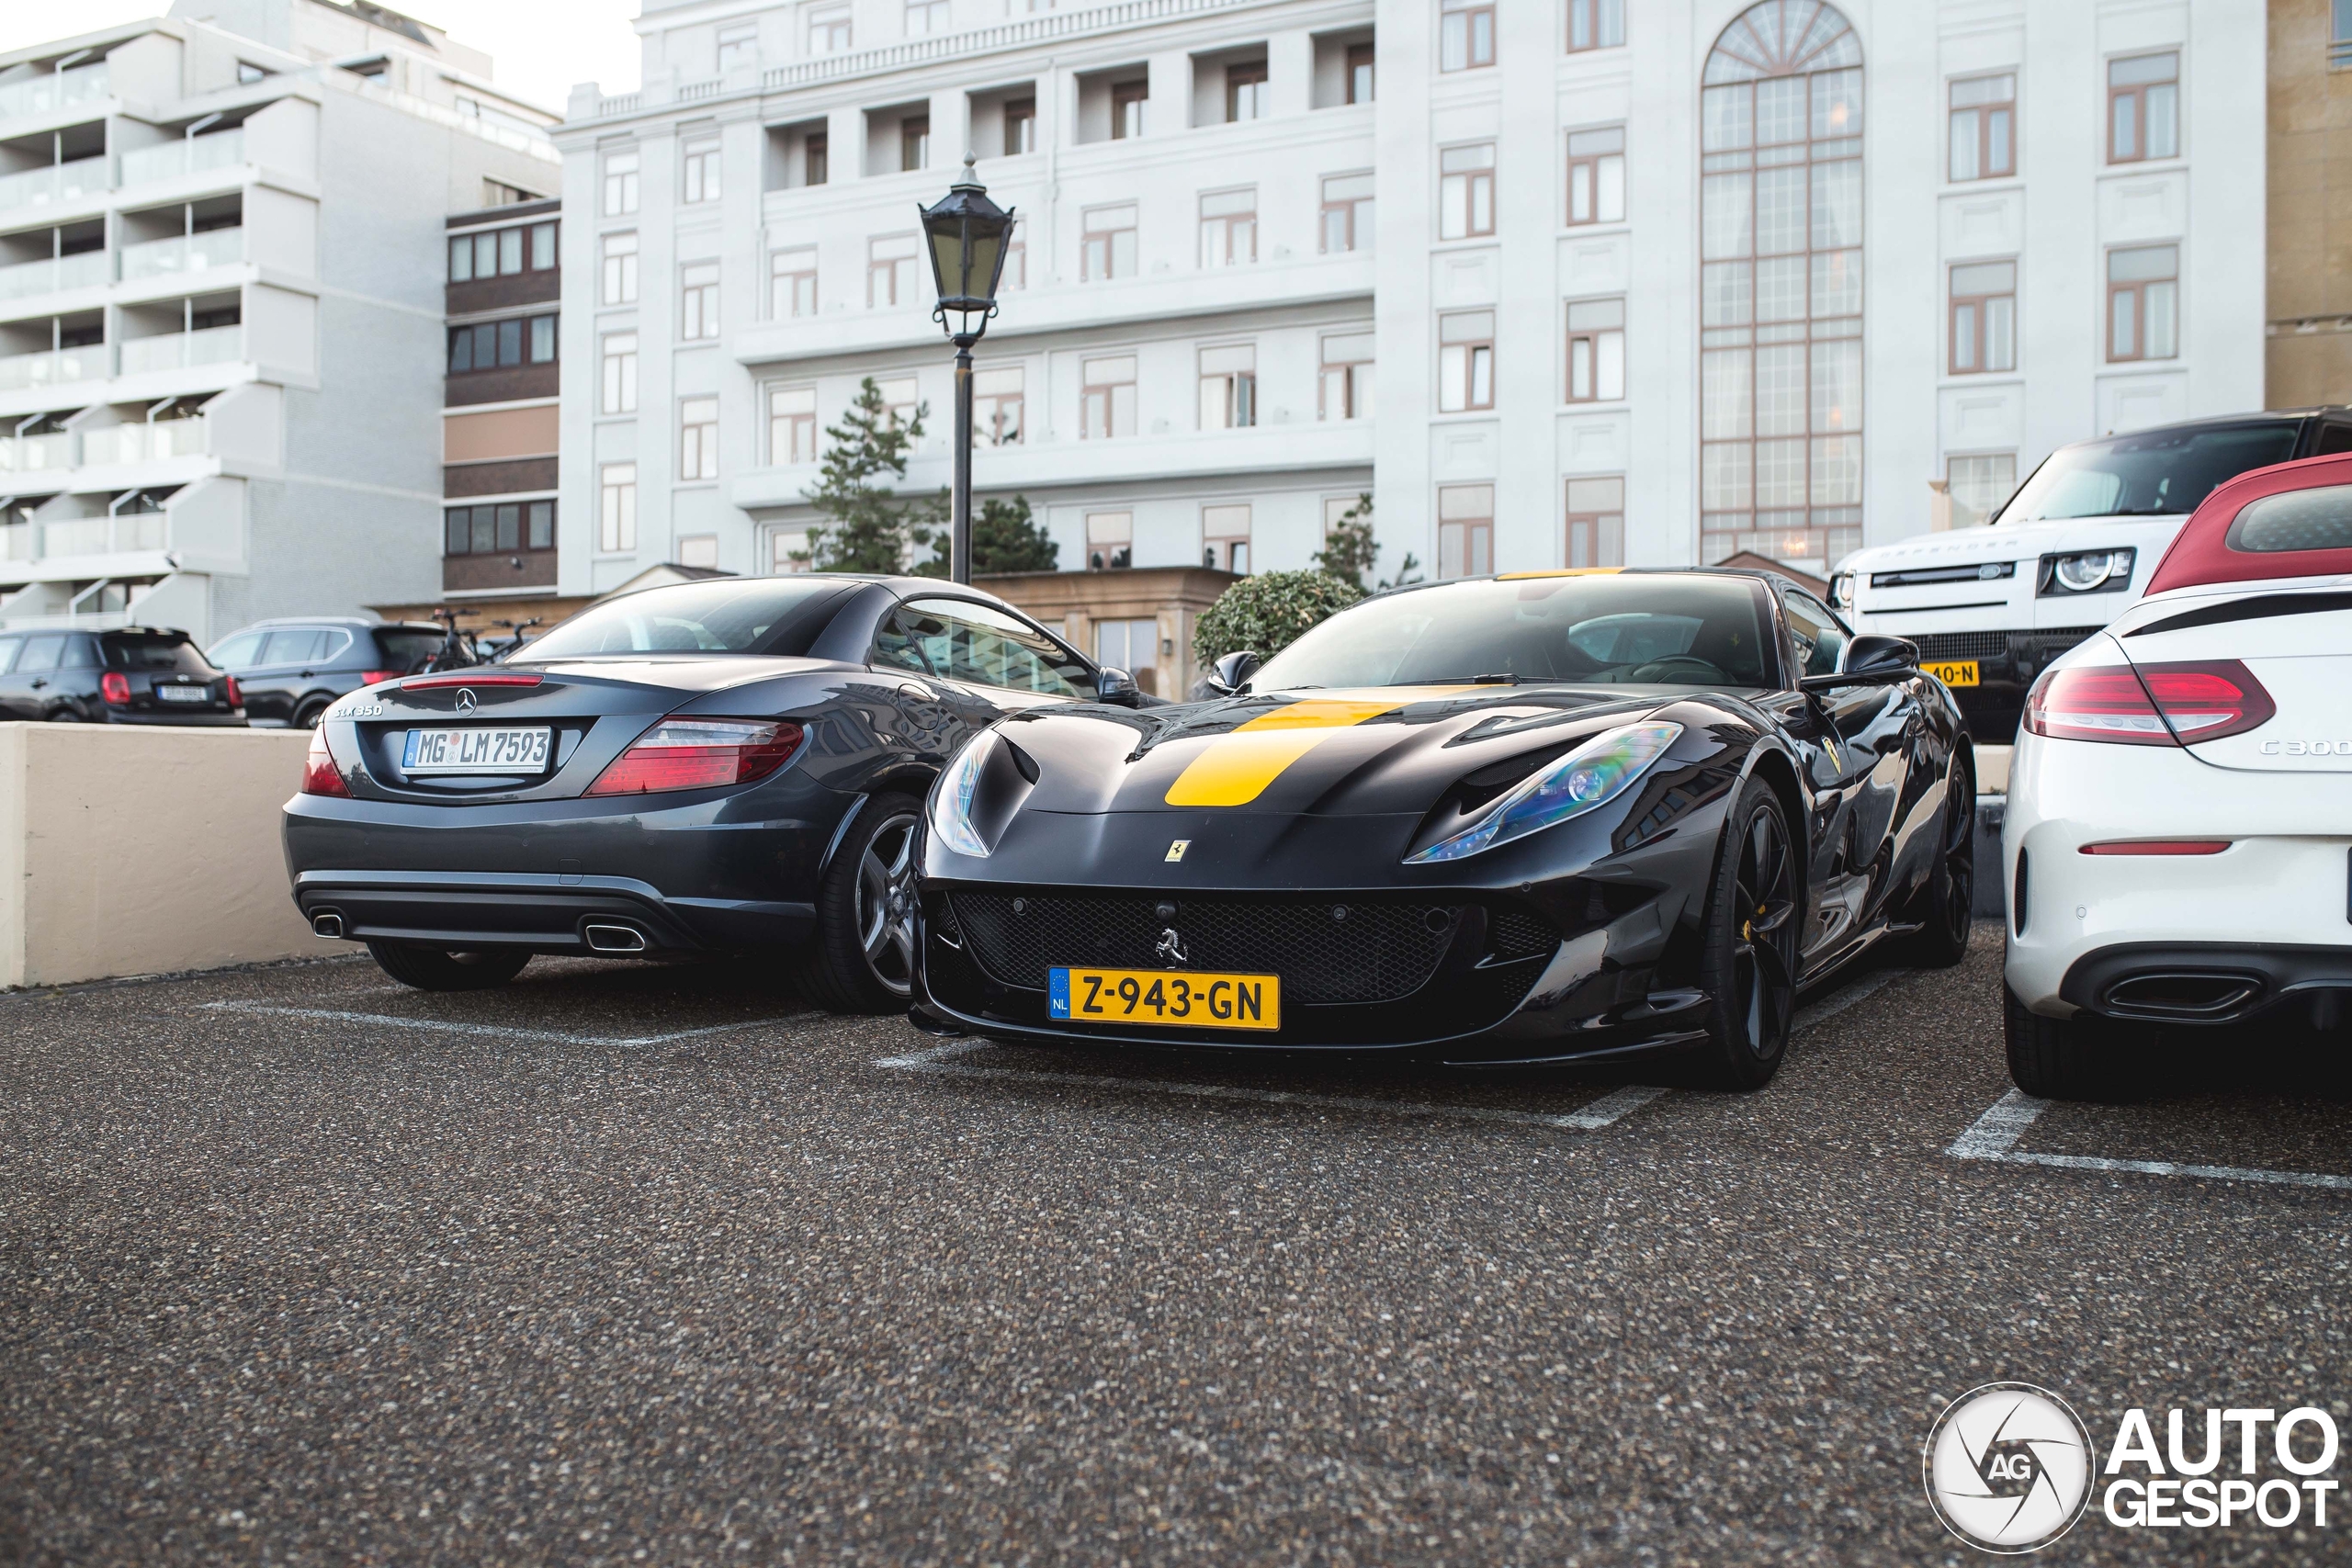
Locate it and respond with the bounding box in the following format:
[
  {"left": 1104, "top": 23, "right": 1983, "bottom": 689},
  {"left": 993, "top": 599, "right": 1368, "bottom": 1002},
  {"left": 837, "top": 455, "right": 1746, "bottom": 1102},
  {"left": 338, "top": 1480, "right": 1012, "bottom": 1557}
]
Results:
[
  {"left": 1312, "top": 493, "right": 1422, "bottom": 591},
  {"left": 913, "top": 494, "right": 1060, "bottom": 578},
  {"left": 798, "top": 378, "right": 928, "bottom": 572}
]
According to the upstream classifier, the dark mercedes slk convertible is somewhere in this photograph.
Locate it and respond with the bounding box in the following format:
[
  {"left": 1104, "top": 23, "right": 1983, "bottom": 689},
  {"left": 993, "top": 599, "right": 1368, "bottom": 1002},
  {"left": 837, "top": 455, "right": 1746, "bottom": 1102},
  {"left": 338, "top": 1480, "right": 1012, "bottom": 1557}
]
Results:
[
  {"left": 915, "top": 569, "right": 1976, "bottom": 1087},
  {"left": 283, "top": 575, "right": 1144, "bottom": 1006}
]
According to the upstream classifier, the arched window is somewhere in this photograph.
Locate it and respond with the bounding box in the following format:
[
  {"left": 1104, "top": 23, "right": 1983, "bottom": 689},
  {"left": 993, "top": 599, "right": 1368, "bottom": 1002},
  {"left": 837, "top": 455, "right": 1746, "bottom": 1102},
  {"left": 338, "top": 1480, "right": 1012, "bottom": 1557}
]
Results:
[{"left": 1698, "top": 0, "right": 1863, "bottom": 573}]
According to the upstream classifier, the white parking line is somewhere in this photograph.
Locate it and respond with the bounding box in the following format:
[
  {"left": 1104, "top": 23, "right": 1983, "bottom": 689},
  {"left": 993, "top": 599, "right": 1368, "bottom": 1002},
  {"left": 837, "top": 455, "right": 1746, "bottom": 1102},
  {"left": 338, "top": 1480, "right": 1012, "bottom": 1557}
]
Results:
[
  {"left": 198, "top": 1000, "right": 795, "bottom": 1048},
  {"left": 1948, "top": 1089, "right": 2352, "bottom": 1192}
]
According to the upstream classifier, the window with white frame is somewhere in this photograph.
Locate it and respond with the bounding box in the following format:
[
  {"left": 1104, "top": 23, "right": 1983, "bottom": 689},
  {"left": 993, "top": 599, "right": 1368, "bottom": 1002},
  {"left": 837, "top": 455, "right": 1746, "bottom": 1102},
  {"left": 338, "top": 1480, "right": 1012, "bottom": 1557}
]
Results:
[
  {"left": 1082, "top": 355, "right": 1136, "bottom": 439},
  {"left": 1566, "top": 476, "right": 1625, "bottom": 568},
  {"left": 1112, "top": 79, "right": 1147, "bottom": 139},
  {"left": 907, "top": 0, "right": 950, "bottom": 35},
  {"left": 1320, "top": 171, "right": 1374, "bottom": 254},
  {"left": 678, "top": 534, "right": 719, "bottom": 569},
  {"left": 974, "top": 366, "right": 1023, "bottom": 445},
  {"left": 1438, "top": 483, "right": 1493, "bottom": 578},
  {"left": 2109, "top": 52, "right": 2178, "bottom": 164},
  {"left": 1566, "top": 0, "right": 1624, "bottom": 52},
  {"left": 809, "top": 6, "right": 852, "bottom": 53},
  {"left": 602, "top": 148, "right": 639, "bottom": 216},
  {"left": 1202, "top": 502, "right": 1251, "bottom": 573},
  {"left": 771, "top": 245, "right": 816, "bottom": 317},
  {"left": 680, "top": 396, "right": 719, "bottom": 480},
  {"left": 717, "top": 21, "right": 759, "bottom": 70},
  {"left": 1439, "top": 143, "right": 1495, "bottom": 241},
  {"left": 869, "top": 233, "right": 920, "bottom": 306},
  {"left": 2108, "top": 244, "right": 2177, "bottom": 361},
  {"left": 601, "top": 332, "right": 638, "bottom": 413},
  {"left": 1083, "top": 203, "right": 1137, "bottom": 282},
  {"left": 681, "top": 262, "right": 719, "bottom": 340},
  {"left": 769, "top": 386, "right": 818, "bottom": 464},
  {"left": 602, "top": 231, "right": 638, "bottom": 304},
  {"left": 771, "top": 528, "right": 812, "bottom": 572},
  {"left": 1947, "top": 453, "right": 2017, "bottom": 527},
  {"left": 1094, "top": 617, "right": 1159, "bottom": 693},
  {"left": 1199, "top": 344, "right": 1257, "bottom": 430},
  {"left": 681, "top": 132, "right": 721, "bottom": 204},
  {"left": 1319, "top": 332, "right": 1374, "bottom": 420},
  {"left": 1566, "top": 127, "right": 1625, "bottom": 226},
  {"left": 1086, "top": 510, "right": 1133, "bottom": 569},
  {"left": 1950, "top": 73, "right": 2016, "bottom": 181},
  {"left": 599, "top": 462, "right": 638, "bottom": 550},
  {"left": 1438, "top": 310, "right": 1494, "bottom": 412},
  {"left": 1566, "top": 298, "right": 1626, "bottom": 401},
  {"left": 1441, "top": 0, "right": 1494, "bottom": 71},
  {"left": 1199, "top": 187, "right": 1256, "bottom": 268},
  {"left": 1949, "top": 260, "right": 2017, "bottom": 374},
  {"left": 1226, "top": 61, "right": 1269, "bottom": 122},
  {"left": 876, "top": 375, "right": 921, "bottom": 429}
]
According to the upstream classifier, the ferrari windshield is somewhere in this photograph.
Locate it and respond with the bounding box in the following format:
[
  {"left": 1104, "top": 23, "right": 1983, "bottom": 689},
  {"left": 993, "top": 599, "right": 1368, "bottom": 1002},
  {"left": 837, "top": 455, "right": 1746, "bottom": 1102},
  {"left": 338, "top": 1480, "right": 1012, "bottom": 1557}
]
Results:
[
  {"left": 1252, "top": 575, "right": 1777, "bottom": 691},
  {"left": 1994, "top": 423, "right": 2300, "bottom": 524},
  {"left": 523, "top": 579, "right": 853, "bottom": 660}
]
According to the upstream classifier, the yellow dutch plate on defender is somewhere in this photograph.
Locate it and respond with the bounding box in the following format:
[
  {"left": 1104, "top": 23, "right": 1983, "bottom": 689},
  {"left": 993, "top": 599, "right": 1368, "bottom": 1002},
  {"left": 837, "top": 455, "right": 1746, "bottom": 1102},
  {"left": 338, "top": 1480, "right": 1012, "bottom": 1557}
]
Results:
[
  {"left": 1923, "top": 659, "right": 1980, "bottom": 688},
  {"left": 1049, "top": 966, "right": 1281, "bottom": 1031}
]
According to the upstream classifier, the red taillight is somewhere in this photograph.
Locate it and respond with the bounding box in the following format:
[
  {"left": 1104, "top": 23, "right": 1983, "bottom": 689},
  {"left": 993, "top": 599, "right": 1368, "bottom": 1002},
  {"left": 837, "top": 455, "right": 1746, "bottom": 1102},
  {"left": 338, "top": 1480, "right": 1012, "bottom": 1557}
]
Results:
[
  {"left": 2080, "top": 840, "right": 2233, "bottom": 855},
  {"left": 100, "top": 671, "right": 130, "bottom": 705},
  {"left": 401, "top": 673, "right": 542, "bottom": 691},
  {"left": 584, "top": 719, "right": 805, "bottom": 797},
  {"left": 361, "top": 669, "right": 400, "bottom": 686},
  {"left": 2025, "top": 660, "right": 2275, "bottom": 746},
  {"left": 222, "top": 674, "right": 241, "bottom": 707},
  {"left": 300, "top": 728, "right": 350, "bottom": 796}
]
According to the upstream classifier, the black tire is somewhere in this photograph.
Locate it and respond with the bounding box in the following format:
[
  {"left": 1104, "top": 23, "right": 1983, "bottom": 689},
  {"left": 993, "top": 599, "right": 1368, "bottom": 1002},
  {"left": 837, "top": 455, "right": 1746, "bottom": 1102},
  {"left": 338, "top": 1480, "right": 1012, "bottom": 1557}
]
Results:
[
  {"left": 795, "top": 793, "right": 922, "bottom": 1015},
  {"left": 1903, "top": 752, "right": 1975, "bottom": 969},
  {"left": 367, "top": 941, "right": 532, "bottom": 991},
  {"left": 2004, "top": 987, "right": 2140, "bottom": 1101},
  {"left": 293, "top": 697, "right": 332, "bottom": 730},
  {"left": 1691, "top": 777, "right": 1801, "bottom": 1090},
  {"left": 44, "top": 707, "right": 81, "bottom": 722}
]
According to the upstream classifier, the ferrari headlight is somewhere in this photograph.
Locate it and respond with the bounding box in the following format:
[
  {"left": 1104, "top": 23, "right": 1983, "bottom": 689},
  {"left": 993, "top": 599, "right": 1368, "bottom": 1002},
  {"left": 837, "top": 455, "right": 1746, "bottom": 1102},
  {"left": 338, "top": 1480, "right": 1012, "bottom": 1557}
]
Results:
[
  {"left": 2042, "top": 548, "right": 2135, "bottom": 594},
  {"left": 930, "top": 731, "right": 996, "bottom": 859},
  {"left": 1406, "top": 721, "right": 1683, "bottom": 864}
]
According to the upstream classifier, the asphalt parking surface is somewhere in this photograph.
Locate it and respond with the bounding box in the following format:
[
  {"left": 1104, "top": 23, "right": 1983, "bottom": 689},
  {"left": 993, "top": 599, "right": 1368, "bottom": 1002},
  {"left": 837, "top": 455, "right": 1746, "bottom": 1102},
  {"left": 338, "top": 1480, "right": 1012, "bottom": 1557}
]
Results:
[{"left": 3, "top": 933, "right": 2348, "bottom": 1566}]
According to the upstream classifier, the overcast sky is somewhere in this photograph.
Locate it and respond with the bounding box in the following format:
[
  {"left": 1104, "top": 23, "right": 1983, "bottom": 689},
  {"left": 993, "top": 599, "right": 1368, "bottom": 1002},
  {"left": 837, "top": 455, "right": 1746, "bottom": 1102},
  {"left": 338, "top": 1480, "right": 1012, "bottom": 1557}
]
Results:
[{"left": 0, "top": 0, "right": 643, "bottom": 114}]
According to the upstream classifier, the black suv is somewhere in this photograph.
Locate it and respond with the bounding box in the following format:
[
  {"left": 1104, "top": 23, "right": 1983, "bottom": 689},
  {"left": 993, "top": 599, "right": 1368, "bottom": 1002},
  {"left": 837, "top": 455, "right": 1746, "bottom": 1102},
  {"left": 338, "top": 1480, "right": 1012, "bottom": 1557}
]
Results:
[
  {"left": 0, "top": 626, "right": 245, "bottom": 725},
  {"left": 208, "top": 618, "right": 452, "bottom": 728}
]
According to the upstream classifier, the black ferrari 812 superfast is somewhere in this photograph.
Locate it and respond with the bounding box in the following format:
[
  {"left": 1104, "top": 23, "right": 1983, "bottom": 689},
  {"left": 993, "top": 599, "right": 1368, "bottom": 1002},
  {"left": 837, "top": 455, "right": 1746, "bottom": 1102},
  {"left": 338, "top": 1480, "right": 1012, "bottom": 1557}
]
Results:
[{"left": 914, "top": 569, "right": 1975, "bottom": 1087}]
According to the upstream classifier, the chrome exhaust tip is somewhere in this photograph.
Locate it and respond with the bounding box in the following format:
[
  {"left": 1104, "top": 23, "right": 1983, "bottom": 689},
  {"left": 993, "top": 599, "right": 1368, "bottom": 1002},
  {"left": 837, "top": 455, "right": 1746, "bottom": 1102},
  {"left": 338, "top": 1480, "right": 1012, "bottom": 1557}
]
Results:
[
  {"left": 582, "top": 922, "right": 650, "bottom": 953},
  {"left": 311, "top": 911, "right": 345, "bottom": 940}
]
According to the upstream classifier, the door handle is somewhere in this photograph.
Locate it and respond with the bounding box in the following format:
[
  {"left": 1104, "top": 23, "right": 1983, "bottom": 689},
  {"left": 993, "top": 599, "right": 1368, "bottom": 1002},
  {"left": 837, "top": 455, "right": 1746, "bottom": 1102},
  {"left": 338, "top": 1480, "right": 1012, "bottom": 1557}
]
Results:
[
  {"left": 300, "top": 670, "right": 314, "bottom": 677},
  {"left": 28, "top": 678, "right": 45, "bottom": 689}
]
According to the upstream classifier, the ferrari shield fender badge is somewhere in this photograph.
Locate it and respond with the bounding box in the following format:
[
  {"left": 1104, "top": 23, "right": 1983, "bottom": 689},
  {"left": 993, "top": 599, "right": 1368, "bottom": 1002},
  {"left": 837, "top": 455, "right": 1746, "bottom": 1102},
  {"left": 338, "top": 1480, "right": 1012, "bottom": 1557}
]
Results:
[{"left": 1165, "top": 839, "right": 1190, "bottom": 862}]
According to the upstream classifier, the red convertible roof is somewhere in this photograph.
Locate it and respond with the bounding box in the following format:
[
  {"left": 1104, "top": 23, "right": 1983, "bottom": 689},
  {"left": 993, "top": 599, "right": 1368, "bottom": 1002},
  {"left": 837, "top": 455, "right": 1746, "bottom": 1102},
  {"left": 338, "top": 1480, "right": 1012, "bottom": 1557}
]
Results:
[{"left": 2144, "top": 450, "right": 2352, "bottom": 595}]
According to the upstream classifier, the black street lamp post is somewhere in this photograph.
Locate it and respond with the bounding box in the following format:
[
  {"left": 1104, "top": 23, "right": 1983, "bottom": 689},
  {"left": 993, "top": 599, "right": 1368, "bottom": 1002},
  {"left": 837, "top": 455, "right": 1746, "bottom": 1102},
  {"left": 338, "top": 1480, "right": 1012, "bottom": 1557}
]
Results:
[{"left": 919, "top": 155, "right": 1016, "bottom": 584}]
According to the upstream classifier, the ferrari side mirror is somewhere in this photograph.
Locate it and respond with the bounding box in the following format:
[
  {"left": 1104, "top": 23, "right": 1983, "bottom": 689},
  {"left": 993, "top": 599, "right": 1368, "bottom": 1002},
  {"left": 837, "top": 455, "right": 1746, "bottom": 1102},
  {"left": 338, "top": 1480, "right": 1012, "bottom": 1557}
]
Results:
[
  {"left": 1800, "top": 633, "right": 1919, "bottom": 692},
  {"left": 1095, "top": 665, "right": 1142, "bottom": 707},
  {"left": 1205, "top": 650, "right": 1261, "bottom": 696}
]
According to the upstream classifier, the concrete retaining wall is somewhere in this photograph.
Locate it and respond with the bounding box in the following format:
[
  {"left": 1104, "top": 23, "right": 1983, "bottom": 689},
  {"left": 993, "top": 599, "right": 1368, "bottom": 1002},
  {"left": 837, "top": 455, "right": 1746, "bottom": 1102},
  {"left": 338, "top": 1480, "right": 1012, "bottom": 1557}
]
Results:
[{"left": 0, "top": 724, "right": 314, "bottom": 989}]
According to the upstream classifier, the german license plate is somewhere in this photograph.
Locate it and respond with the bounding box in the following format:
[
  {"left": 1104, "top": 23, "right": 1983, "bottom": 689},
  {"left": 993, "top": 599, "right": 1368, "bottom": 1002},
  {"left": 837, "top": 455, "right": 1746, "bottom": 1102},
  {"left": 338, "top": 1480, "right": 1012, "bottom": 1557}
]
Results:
[
  {"left": 402, "top": 726, "right": 552, "bottom": 774},
  {"left": 153, "top": 684, "right": 211, "bottom": 703},
  {"left": 1924, "top": 660, "right": 1980, "bottom": 688},
  {"left": 1049, "top": 966, "right": 1281, "bottom": 1032}
]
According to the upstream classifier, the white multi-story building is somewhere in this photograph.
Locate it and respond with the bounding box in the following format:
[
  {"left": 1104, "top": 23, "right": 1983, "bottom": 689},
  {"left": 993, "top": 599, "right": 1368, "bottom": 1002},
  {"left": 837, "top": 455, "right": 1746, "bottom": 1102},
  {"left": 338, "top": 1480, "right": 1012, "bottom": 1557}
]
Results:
[
  {"left": 0, "top": 0, "right": 559, "bottom": 641},
  {"left": 555, "top": 0, "right": 2263, "bottom": 620}
]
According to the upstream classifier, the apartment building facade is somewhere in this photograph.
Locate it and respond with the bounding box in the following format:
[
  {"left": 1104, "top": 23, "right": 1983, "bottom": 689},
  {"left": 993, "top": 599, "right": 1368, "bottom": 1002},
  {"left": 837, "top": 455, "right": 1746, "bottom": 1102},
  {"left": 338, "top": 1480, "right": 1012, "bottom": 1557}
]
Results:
[
  {"left": 554, "top": 0, "right": 2265, "bottom": 604},
  {"left": 0, "top": 0, "right": 558, "bottom": 642}
]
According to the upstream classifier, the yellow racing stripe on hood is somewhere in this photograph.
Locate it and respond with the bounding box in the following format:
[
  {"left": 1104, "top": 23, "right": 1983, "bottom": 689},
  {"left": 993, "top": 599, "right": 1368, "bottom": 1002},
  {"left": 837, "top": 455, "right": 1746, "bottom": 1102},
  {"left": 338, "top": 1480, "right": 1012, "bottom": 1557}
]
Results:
[{"left": 1162, "top": 690, "right": 1471, "bottom": 807}]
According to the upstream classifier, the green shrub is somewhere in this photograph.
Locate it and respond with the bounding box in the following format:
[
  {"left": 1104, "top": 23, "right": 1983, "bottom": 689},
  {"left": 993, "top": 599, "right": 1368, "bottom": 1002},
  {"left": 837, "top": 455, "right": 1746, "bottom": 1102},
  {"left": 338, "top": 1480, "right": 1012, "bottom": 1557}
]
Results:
[{"left": 1193, "top": 569, "right": 1364, "bottom": 668}]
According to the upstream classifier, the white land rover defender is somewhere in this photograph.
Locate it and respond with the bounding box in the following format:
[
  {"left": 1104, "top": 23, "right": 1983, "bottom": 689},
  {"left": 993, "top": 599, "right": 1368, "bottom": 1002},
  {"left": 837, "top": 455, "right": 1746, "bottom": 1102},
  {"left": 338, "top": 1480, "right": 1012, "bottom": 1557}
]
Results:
[{"left": 1828, "top": 410, "right": 2352, "bottom": 740}]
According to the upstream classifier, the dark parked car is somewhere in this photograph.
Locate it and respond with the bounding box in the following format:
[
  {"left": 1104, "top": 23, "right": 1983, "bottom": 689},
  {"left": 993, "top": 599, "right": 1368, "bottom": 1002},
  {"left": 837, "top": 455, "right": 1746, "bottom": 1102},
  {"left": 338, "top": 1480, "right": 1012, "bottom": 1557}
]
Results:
[
  {"left": 209, "top": 617, "right": 455, "bottom": 728},
  {"left": 0, "top": 626, "right": 244, "bottom": 725},
  {"left": 282, "top": 576, "right": 1146, "bottom": 1006}
]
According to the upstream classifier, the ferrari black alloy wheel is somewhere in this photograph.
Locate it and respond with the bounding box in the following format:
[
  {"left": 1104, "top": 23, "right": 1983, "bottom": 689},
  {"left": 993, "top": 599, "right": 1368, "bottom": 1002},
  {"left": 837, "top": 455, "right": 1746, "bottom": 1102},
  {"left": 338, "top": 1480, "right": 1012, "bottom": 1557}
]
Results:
[
  {"left": 1695, "top": 778, "right": 1799, "bottom": 1089},
  {"left": 797, "top": 793, "right": 922, "bottom": 1014},
  {"left": 367, "top": 942, "right": 532, "bottom": 992},
  {"left": 1905, "top": 754, "right": 1975, "bottom": 969}
]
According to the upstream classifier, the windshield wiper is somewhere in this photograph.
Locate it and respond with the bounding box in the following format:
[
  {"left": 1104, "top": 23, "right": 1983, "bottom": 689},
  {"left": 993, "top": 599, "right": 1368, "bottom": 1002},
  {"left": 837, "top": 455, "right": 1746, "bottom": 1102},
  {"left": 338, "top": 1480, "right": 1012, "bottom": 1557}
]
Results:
[{"left": 1428, "top": 672, "right": 1521, "bottom": 685}]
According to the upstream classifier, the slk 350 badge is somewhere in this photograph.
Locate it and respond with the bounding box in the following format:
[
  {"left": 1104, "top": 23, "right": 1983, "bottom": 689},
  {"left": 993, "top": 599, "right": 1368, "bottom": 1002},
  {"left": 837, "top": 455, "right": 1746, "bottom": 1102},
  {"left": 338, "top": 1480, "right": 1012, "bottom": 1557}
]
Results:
[{"left": 339, "top": 702, "right": 385, "bottom": 718}]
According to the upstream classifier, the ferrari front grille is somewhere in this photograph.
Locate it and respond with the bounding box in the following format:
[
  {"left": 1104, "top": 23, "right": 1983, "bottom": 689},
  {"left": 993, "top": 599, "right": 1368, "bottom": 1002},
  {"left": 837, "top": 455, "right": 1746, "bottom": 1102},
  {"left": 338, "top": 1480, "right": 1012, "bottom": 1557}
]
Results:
[{"left": 947, "top": 894, "right": 1537, "bottom": 1005}]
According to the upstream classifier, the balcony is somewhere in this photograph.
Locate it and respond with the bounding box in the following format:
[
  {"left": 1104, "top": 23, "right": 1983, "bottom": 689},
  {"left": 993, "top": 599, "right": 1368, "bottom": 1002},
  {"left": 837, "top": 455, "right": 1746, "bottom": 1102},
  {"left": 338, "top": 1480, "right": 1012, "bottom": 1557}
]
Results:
[
  {"left": 31, "top": 511, "right": 167, "bottom": 558},
  {"left": 119, "top": 228, "right": 243, "bottom": 283},
  {"left": 0, "top": 250, "right": 107, "bottom": 301},
  {"left": 0, "top": 344, "right": 104, "bottom": 391},
  {"left": 0, "top": 431, "right": 71, "bottom": 474},
  {"left": 119, "top": 325, "right": 240, "bottom": 376},
  {"left": 0, "top": 156, "right": 107, "bottom": 215},
  {"left": 119, "top": 130, "right": 244, "bottom": 190},
  {"left": 0, "top": 64, "right": 108, "bottom": 123},
  {"left": 82, "top": 418, "right": 205, "bottom": 466}
]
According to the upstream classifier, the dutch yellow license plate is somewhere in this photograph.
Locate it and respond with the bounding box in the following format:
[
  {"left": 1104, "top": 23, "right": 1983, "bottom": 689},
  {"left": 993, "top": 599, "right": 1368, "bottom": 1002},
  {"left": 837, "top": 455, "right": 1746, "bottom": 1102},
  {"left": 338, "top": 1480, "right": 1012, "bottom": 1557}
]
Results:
[
  {"left": 1924, "top": 660, "right": 1980, "bottom": 688},
  {"left": 1048, "top": 966, "right": 1281, "bottom": 1031}
]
